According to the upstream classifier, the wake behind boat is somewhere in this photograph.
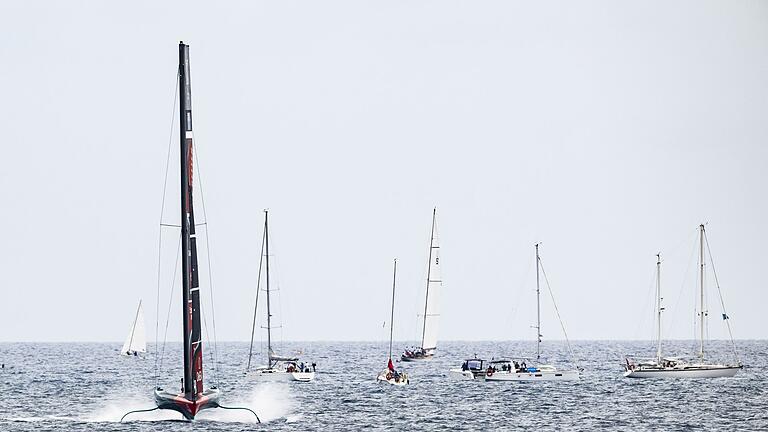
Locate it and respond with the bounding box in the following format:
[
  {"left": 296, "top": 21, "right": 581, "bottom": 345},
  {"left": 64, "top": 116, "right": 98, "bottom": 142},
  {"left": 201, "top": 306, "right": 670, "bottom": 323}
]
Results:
[
  {"left": 245, "top": 210, "right": 315, "bottom": 382},
  {"left": 624, "top": 225, "right": 742, "bottom": 378},
  {"left": 378, "top": 259, "right": 409, "bottom": 386},
  {"left": 401, "top": 208, "right": 442, "bottom": 362}
]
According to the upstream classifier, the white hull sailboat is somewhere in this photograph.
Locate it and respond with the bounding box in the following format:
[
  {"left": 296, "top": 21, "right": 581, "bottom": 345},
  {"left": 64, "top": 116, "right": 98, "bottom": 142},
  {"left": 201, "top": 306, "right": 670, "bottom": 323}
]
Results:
[
  {"left": 484, "top": 362, "right": 580, "bottom": 382},
  {"left": 246, "top": 210, "right": 315, "bottom": 382},
  {"left": 401, "top": 208, "right": 441, "bottom": 362},
  {"left": 624, "top": 226, "right": 742, "bottom": 379},
  {"left": 624, "top": 364, "right": 740, "bottom": 379},
  {"left": 378, "top": 259, "right": 410, "bottom": 386},
  {"left": 121, "top": 300, "right": 146, "bottom": 357},
  {"left": 486, "top": 244, "right": 580, "bottom": 382}
]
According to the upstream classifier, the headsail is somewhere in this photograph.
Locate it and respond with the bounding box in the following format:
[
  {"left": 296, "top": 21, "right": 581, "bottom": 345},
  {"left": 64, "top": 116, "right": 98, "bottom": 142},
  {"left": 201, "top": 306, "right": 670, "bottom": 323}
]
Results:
[
  {"left": 121, "top": 300, "right": 146, "bottom": 355},
  {"left": 420, "top": 208, "right": 441, "bottom": 353}
]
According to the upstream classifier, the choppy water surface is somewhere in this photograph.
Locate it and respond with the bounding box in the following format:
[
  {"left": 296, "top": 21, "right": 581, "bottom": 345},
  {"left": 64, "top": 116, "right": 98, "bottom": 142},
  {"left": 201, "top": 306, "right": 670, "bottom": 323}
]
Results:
[{"left": 0, "top": 340, "right": 766, "bottom": 431}]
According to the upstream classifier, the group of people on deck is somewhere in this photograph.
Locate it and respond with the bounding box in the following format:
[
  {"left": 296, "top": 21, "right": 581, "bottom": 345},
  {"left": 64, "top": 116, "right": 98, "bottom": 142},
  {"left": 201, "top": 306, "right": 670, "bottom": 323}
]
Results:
[
  {"left": 486, "top": 361, "right": 532, "bottom": 374},
  {"left": 402, "top": 347, "right": 423, "bottom": 358},
  {"left": 286, "top": 361, "right": 316, "bottom": 373}
]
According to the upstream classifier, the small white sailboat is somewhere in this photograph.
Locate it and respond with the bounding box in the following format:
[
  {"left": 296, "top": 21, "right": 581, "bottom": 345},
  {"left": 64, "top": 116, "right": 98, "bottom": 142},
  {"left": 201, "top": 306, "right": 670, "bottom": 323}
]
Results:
[
  {"left": 624, "top": 225, "right": 742, "bottom": 378},
  {"left": 401, "top": 208, "right": 441, "bottom": 362},
  {"left": 485, "top": 243, "right": 580, "bottom": 382},
  {"left": 378, "top": 259, "right": 410, "bottom": 386},
  {"left": 121, "top": 300, "right": 146, "bottom": 357},
  {"left": 246, "top": 210, "right": 315, "bottom": 382}
]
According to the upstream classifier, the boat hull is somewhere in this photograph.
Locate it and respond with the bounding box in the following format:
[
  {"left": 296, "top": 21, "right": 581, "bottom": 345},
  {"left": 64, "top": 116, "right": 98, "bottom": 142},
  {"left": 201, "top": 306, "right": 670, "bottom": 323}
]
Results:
[
  {"left": 401, "top": 354, "right": 433, "bottom": 362},
  {"left": 376, "top": 370, "right": 409, "bottom": 386},
  {"left": 624, "top": 365, "right": 741, "bottom": 378},
  {"left": 154, "top": 388, "right": 220, "bottom": 420},
  {"left": 484, "top": 369, "right": 580, "bottom": 381},
  {"left": 448, "top": 368, "right": 486, "bottom": 380},
  {"left": 247, "top": 368, "right": 315, "bottom": 382}
]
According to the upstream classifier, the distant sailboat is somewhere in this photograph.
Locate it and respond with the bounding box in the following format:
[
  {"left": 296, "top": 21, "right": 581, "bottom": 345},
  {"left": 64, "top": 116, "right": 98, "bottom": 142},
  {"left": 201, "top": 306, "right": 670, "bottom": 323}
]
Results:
[
  {"left": 401, "top": 208, "right": 441, "bottom": 362},
  {"left": 378, "top": 259, "right": 409, "bottom": 385},
  {"left": 246, "top": 210, "right": 315, "bottom": 382},
  {"left": 624, "top": 225, "right": 742, "bottom": 378},
  {"left": 121, "top": 300, "right": 146, "bottom": 357},
  {"left": 485, "top": 243, "right": 579, "bottom": 381}
]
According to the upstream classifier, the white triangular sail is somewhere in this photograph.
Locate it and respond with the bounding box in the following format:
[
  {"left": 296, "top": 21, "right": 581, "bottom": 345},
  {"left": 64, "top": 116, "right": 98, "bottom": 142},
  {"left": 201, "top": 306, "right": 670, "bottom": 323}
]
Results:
[
  {"left": 121, "top": 301, "right": 146, "bottom": 355},
  {"left": 420, "top": 210, "right": 441, "bottom": 352}
]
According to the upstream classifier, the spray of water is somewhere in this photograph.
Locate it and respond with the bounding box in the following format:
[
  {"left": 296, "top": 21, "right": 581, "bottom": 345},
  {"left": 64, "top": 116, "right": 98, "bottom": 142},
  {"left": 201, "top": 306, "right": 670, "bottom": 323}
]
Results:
[{"left": 81, "top": 383, "right": 296, "bottom": 424}]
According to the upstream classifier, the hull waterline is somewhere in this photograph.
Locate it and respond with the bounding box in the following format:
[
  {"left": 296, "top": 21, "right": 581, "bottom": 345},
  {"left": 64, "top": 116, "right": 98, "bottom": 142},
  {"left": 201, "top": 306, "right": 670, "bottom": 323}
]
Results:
[
  {"left": 624, "top": 365, "right": 741, "bottom": 378},
  {"left": 484, "top": 369, "right": 580, "bottom": 381}
]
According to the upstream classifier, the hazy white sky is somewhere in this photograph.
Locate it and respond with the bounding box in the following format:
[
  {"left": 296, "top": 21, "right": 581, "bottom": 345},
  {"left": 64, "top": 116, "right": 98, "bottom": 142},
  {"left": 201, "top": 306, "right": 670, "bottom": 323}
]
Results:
[{"left": 1, "top": 1, "right": 766, "bottom": 343}]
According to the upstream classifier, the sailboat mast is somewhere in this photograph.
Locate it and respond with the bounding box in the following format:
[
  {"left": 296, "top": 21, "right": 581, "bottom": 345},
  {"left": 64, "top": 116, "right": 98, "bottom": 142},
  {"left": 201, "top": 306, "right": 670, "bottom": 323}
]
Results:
[
  {"left": 535, "top": 243, "right": 541, "bottom": 363},
  {"left": 389, "top": 259, "right": 397, "bottom": 362},
  {"left": 265, "top": 210, "right": 273, "bottom": 367},
  {"left": 699, "top": 224, "right": 705, "bottom": 360},
  {"left": 420, "top": 208, "right": 436, "bottom": 350},
  {"left": 127, "top": 300, "right": 142, "bottom": 353},
  {"left": 178, "top": 42, "right": 198, "bottom": 398},
  {"left": 246, "top": 227, "right": 267, "bottom": 372},
  {"left": 655, "top": 254, "right": 662, "bottom": 363}
]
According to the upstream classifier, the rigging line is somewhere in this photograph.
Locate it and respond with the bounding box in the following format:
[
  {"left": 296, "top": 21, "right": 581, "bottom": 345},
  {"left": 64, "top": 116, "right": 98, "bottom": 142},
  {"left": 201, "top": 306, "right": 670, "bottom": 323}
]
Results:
[
  {"left": 703, "top": 231, "right": 740, "bottom": 364},
  {"left": 632, "top": 263, "right": 658, "bottom": 341},
  {"left": 192, "top": 140, "right": 221, "bottom": 381},
  {"left": 663, "top": 234, "right": 698, "bottom": 339},
  {"left": 155, "top": 71, "right": 180, "bottom": 385},
  {"left": 537, "top": 260, "right": 579, "bottom": 369},
  {"left": 247, "top": 227, "right": 267, "bottom": 373},
  {"left": 200, "top": 296, "right": 217, "bottom": 385},
  {"left": 160, "top": 223, "right": 207, "bottom": 228},
  {"left": 507, "top": 251, "right": 534, "bottom": 332},
  {"left": 159, "top": 232, "right": 183, "bottom": 381},
  {"left": 202, "top": 224, "right": 220, "bottom": 383}
]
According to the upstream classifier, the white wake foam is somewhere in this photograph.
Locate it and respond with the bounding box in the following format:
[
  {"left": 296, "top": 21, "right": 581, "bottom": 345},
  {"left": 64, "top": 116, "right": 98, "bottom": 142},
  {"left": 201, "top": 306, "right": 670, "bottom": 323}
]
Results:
[{"left": 82, "top": 383, "right": 295, "bottom": 424}]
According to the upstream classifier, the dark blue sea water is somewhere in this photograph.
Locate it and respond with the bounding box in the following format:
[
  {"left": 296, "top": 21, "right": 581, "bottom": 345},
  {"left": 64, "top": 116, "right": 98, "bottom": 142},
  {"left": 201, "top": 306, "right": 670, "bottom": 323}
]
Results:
[{"left": 0, "top": 340, "right": 765, "bottom": 431}]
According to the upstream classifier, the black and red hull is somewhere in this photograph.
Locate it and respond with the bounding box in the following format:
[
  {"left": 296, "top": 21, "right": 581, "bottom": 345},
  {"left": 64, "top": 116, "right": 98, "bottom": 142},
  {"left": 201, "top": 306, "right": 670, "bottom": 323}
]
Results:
[{"left": 155, "top": 388, "right": 221, "bottom": 420}]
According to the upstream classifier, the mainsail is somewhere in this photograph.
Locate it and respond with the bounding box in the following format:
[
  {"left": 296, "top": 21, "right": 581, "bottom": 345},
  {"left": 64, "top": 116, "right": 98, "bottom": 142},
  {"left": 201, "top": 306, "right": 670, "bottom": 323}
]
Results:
[
  {"left": 419, "top": 208, "right": 441, "bottom": 353},
  {"left": 121, "top": 300, "right": 146, "bottom": 355}
]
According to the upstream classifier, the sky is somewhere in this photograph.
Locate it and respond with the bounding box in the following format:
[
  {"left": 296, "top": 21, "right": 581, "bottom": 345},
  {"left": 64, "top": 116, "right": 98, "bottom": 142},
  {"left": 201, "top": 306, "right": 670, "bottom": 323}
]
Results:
[{"left": 0, "top": 1, "right": 766, "bottom": 343}]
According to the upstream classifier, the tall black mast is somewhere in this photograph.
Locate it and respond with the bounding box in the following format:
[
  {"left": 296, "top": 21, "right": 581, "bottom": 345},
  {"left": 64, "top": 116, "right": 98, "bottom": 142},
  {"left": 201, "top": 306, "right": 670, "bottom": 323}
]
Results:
[
  {"left": 178, "top": 41, "right": 203, "bottom": 399},
  {"left": 389, "top": 259, "right": 397, "bottom": 362},
  {"left": 264, "top": 210, "right": 273, "bottom": 368}
]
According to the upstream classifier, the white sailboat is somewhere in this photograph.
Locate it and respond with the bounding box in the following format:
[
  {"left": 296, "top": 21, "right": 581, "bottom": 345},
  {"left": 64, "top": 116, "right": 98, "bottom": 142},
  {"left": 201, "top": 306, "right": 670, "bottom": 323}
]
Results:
[
  {"left": 401, "top": 208, "right": 441, "bottom": 362},
  {"left": 378, "top": 259, "right": 410, "bottom": 386},
  {"left": 120, "top": 300, "right": 146, "bottom": 357},
  {"left": 485, "top": 243, "right": 580, "bottom": 382},
  {"left": 246, "top": 210, "right": 315, "bottom": 382},
  {"left": 624, "top": 225, "right": 742, "bottom": 378}
]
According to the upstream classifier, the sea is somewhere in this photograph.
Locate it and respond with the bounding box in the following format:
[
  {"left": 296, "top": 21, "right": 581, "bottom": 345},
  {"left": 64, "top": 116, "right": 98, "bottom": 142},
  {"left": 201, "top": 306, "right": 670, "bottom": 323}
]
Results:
[{"left": 0, "top": 340, "right": 765, "bottom": 431}]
